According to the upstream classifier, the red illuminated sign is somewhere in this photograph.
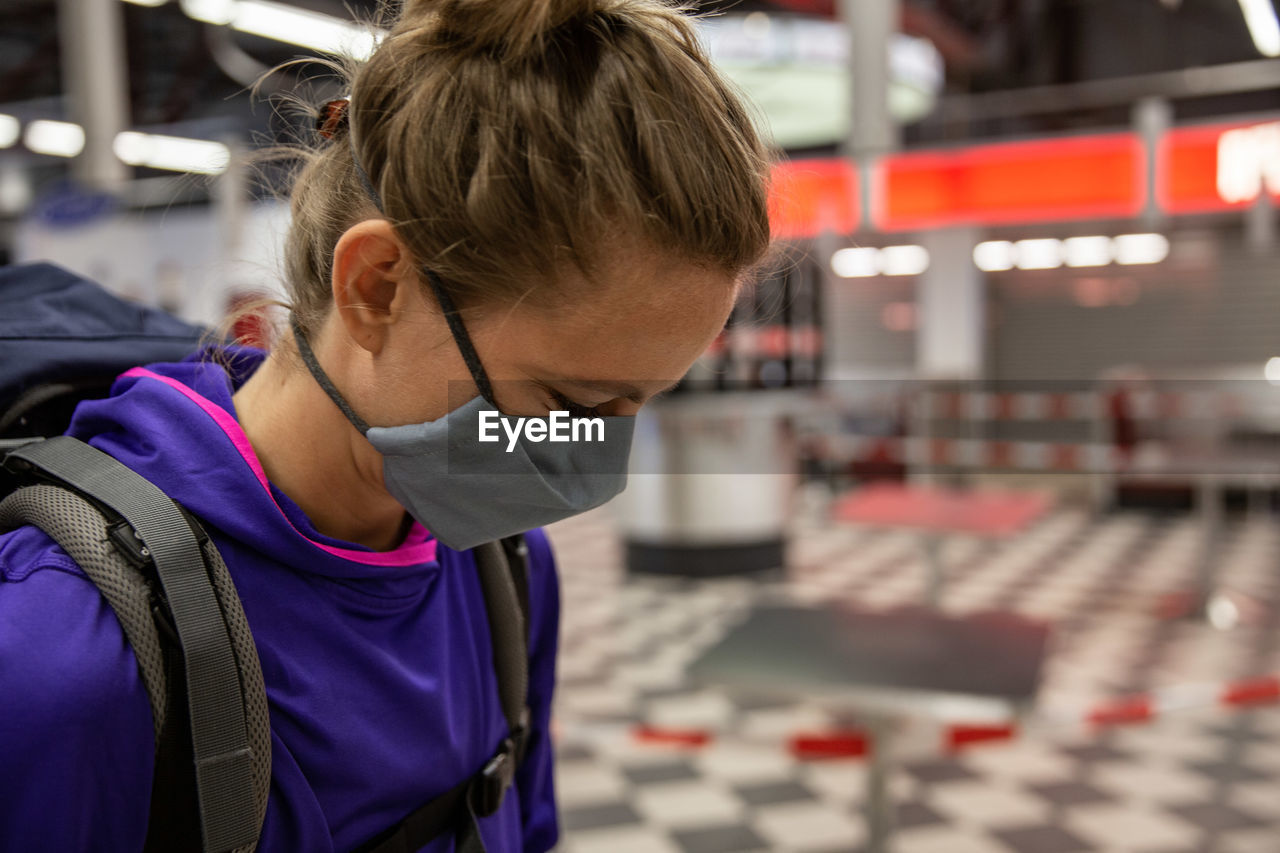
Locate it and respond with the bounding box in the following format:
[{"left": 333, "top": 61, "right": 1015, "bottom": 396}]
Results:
[
  {"left": 768, "top": 158, "right": 860, "bottom": 239},
  {"left": 765, "top": 118, "right": 1280, "bottom": 238},
  {"left": 875, "top": 134, "right": 1144, "bottom": 231},
  {"left": 1161, "top": 120, "right": 1280, "bottom": 214}
]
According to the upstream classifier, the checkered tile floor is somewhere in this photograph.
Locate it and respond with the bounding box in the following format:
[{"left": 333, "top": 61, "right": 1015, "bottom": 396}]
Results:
[{"left": 543, "top": 490, "right": 1280, "bottom": 853}]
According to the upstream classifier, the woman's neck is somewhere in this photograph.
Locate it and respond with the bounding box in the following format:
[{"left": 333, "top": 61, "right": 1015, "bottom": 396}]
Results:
[{"left": 231, "top": 350, "right": 411, "bottom": 552}]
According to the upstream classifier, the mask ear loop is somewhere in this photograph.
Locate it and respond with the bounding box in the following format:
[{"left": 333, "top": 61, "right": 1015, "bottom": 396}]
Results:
[
  {"left": 291, "top": 314, "right": 372, "bottom": 436},
  {"left": 348, "top": 129, "right": 498, "bottom": 409},
  {"left": 421, "top": 270, "right": 497, "bottom": 407}
]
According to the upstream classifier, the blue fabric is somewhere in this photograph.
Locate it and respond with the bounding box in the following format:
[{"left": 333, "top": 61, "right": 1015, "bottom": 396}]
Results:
[
  {"left": 0, "top": 263, "right": 206, "bottom": 410},
  {"left": 0, "top": 348, "right": 561, "bottom": 853}
]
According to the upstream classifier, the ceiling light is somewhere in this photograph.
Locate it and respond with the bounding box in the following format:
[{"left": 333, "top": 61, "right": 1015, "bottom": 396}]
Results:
[
  {"left": 233, "top": 0, "right": 379, "bottom": 59},
  {"left": 973, "top": 240, "right": 1015, "bottom": 272},
  {"left": 1063, "top": 236, "right": 1113, "bottom": 267},
  {"left": 24, "top": 120, "right": 86, "bottom": 158},
  {"left": 181, "top": 0, "right": 380, "bottom": 59},
  {"left": 180, "top": 0, "right": 235, "bottom": 24},
  {"left": 121, "top": 0, "right": 168, "bottom": 6},
  {"left": 831, "top": 247, "right": 881, "bottom": 278},
  {"left": 1238, "top": 0, "right": 1280, "bottom": 58},
  {"left": 114, "top": 131, "right": 230, "bottom": 174},
  {"left": 880, "top": 244, "right": 930, "bottom": 276},
  {"left": 1113, "top": 233, "right": 1170, "bottom": 265},
  {"left": 1014, "top": 238, "right": 1064, "bottom": 270},
  {"left": 0, "top": 114, "right": 19, "bottom": 149}
]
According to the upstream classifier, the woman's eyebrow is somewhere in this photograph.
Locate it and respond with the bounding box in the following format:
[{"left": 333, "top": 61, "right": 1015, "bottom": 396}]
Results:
[{"left": 559, "top": 378, "right": 681, "bottom": 403}]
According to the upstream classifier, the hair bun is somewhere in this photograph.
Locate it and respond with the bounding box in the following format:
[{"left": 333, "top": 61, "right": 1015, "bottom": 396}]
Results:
[{"left": 405, "top": 0, "right": 601, "bottom": 63}]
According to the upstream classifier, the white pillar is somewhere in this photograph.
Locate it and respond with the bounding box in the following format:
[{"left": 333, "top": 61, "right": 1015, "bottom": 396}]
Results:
[
  {"left": 206, "top": 137, "right": 249, "bottom": 324},
  {"left": 1132, "top": 97, "right": 1171, "bottom": 232},
  {"left": 1245, "top": 186, "right": 1277, "bottom": 254},
  {"left": 58, "top": 0, "right": 130, "bottom": 192},
  {"left": 840, "top": 0, "right": 900, "bottom": 227},
  {"left": 840, "top": 0, "right": 900, "bottom": 158},
  {"left": 916, "top": 228, "right": 985, "bottom": 379}
]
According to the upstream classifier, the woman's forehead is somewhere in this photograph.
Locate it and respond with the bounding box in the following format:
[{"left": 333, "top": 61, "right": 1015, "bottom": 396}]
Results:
[{"left": 490, "top": 263, "right": 737, "bottom": 385}]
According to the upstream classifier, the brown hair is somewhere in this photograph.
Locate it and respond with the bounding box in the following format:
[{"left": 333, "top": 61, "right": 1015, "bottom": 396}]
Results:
[{"left": 284, "top": 0, "right": 773, "bottom": 335}]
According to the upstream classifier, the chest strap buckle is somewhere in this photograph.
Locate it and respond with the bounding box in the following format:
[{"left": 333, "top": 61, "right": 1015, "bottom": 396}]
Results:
[
  {"left": 469, "top": 709, "right": 532, "bottom": 819},
  {"left": 471, "top": 739, "right": 515, "bottom": 818}
]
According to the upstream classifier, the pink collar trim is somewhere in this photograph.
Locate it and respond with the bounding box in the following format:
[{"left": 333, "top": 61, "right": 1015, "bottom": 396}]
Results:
[{"left": 122, "top": 367, "right": 438, "bottom": 567}]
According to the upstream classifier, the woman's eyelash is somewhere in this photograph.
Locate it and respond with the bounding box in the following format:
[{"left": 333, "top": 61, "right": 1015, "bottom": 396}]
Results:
[{"left": 550, "top": 391, "right": 602, "bottom": 418}]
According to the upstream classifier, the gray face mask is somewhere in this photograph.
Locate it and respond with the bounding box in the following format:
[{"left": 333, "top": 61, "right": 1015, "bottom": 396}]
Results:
[{"left": 290, "top": 298, "right": 635, "bottom": 552}]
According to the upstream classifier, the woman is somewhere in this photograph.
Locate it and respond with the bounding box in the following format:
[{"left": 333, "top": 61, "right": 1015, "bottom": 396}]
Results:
[{"left": 0, "top": 0, "right": 770, "bottom": 850}]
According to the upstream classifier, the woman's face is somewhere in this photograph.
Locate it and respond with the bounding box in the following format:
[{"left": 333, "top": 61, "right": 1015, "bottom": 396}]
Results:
[{"left": 364, "top": 243, "right": 741, "bottom": 427}]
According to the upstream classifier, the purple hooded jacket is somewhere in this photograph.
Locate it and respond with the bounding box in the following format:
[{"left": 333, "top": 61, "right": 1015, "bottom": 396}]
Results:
[{"left": 0, "top": 349, "right": 561, "bottom": 852}]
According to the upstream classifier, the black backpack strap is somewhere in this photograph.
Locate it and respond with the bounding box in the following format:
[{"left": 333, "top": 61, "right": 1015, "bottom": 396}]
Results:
[
  {"left": 352, "top": 534, "right": 533, "bottom": 853},
  {"left": 500, "top": 536, "right": 531, "bottom": 644},
  {"left": 474, "top": 537, "right": 530, "bottom": 750},
  {"left": 145, "top": 612, "right": 204, "bottom": 852},
  {"left": 1, "top": 436, "right": 266, "bottom": 853},
  {"left": 145, "top": 529, "right": 273, "bottom": 853}
]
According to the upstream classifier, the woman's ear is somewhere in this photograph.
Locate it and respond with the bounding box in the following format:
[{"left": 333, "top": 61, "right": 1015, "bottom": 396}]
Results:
[{"left": 331, "top": 220, "right": 420, "bottom": 356}]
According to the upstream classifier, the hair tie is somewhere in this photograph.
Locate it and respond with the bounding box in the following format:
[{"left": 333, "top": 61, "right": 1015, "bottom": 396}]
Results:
[{"left": 316, "top": 97, "right": 351, "bottom": 140}]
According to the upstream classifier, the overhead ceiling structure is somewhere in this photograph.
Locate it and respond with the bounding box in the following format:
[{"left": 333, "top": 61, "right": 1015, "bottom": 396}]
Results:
[
  {"left": 0, "top": 0, "right": 380, "bottom": 122},
  {"left": 0, "top": 0, "right": 1276, "bottom": 210}
]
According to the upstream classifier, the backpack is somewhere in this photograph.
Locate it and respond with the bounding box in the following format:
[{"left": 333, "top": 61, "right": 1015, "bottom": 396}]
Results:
[{"left": 0, "top": 263, "right": 532, "bottom": 853}]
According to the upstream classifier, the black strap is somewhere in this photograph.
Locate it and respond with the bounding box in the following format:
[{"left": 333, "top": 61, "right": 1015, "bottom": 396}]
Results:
[
  {"left": 352, "top": 535, "right": 533, "bottom": 853},
  {"left": 144, "top": 621, "right": 202, "bottom": 852},
  {"left": 351, "top": 774, "right": 475, "bottom": 853},
  {"left": 290, "top": 315, "right": 372, "bottom": 435},
  {"left": 473, "top": 539, "right": 528, "bottom": 735},
  {"left": 3, "top": 437, "right": 258, "bottom": 853},
  {"left": 422, "top": 272, "right": 496, "bottom": 408},
  {"left": 500, "top": 536, "right": 531, "bottom": 649}
]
